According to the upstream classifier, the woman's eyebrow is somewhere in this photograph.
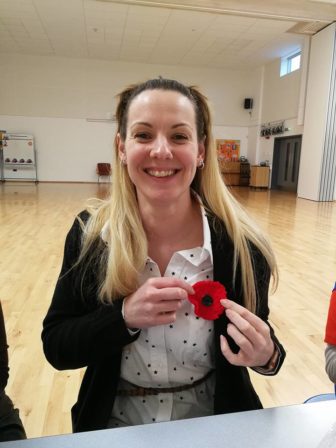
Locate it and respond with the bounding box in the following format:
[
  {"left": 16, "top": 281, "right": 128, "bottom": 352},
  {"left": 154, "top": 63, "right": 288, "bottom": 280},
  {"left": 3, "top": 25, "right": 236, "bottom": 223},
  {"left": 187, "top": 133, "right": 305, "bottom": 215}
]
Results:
[
  {"left": 130, "top": 121, "right": 152, "bottom": 130},
  {"left": 171, "top": 123, "right": 193, "bottom": 129},
  {"left": 129, "top": 122, "right": 193, "bottom": 130}
]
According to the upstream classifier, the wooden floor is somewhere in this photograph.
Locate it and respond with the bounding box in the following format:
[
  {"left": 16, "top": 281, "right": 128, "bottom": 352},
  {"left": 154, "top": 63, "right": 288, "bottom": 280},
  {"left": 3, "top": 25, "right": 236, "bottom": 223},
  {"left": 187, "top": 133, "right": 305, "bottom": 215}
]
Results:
[{"left": 0, "top": 182, "right": 335, "bottom": 439}]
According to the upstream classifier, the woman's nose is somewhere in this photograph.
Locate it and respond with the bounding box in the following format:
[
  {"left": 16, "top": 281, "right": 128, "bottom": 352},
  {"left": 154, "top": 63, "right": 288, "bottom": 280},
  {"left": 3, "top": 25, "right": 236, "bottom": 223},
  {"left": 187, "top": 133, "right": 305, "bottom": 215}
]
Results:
[{"left": 150, "top": 137, "right": 173, "bottom": 159}]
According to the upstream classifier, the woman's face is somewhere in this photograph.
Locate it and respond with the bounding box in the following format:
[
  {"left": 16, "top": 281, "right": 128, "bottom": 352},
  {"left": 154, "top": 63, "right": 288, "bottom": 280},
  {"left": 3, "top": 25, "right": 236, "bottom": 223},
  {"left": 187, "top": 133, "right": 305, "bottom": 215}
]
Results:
[{"left": 118, "top": 89, "right": 204, "bottom": 208}]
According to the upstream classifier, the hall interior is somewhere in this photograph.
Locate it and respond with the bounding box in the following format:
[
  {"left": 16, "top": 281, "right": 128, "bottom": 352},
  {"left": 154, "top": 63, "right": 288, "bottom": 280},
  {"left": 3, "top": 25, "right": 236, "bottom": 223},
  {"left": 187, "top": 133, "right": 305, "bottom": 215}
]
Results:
[{"left": 1, "top": 181, "right": 335, "bottom": 438}]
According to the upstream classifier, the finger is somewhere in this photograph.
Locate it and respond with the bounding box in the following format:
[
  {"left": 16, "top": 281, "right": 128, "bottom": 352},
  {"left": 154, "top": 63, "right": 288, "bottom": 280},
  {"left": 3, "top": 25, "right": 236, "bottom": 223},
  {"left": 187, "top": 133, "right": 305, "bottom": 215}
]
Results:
[
  {"left": 220, "top": 335, "right": 246, "bottom": 366},
  {"left": 141, "top": 287, "right": 184, "bottom": 306},
  {"left": 149, "top": 277, "right": 195, "bottom": 294},
  {"left": 226, "top": 323, "right": 254, "bottom": 357},
  {"left": 141, "top": 297, "right": 181, "bottom": 317},
  {"left": 155, "top": 300, "right": 182, "bottom": 314},
  {"left": 155, "top": 287, "right": 190, "bottom": 302},
  {"left": 221, "top": 299, "right": 269, "bottom": 334},
  {"left": 225, "top": 308, "right": 265, "bottom": 346},
  {"left": 151, "top": 312, "right": 178, "bottom": 327}
]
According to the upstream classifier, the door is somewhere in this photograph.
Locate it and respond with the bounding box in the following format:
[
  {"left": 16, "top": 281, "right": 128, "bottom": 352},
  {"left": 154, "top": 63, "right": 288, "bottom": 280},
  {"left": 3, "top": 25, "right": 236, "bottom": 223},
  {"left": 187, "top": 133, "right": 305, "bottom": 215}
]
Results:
[{"left": 272, "top": 136, "right": 302, "bottom": 192}]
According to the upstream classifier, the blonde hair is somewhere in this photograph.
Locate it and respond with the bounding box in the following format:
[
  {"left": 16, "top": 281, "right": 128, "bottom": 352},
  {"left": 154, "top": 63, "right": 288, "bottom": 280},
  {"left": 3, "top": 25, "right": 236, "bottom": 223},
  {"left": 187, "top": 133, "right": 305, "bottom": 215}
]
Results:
[{"left": 78, "top": 78, "right": 278, "bottom": 312}]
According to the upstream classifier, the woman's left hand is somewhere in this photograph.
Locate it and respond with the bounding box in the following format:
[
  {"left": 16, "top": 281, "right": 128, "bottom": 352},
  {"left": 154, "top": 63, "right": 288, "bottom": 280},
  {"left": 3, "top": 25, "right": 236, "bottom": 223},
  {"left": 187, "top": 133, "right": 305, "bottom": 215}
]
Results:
[{"left": 219, "top": 299, "right": 274, "bottom": 367}]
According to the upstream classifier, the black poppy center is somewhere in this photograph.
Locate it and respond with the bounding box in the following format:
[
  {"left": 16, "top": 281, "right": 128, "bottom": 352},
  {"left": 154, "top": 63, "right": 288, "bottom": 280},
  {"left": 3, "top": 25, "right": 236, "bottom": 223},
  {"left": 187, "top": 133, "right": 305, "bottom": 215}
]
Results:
[{"left": 201, "top": 295, "right": 213, "bottom": 307}]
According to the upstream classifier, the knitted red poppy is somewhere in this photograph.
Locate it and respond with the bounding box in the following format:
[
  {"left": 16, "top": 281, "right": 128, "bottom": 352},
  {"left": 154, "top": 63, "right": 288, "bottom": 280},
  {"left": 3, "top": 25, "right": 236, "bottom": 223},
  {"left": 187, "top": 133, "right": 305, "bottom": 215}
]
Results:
[{"left": 188, "top": 280, "right": 227, "bottom": 320}]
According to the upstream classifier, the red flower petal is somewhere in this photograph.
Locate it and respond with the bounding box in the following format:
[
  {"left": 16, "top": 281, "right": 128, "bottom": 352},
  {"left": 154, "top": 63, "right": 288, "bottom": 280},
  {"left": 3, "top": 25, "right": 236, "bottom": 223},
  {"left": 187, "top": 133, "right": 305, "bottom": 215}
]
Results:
[{"left": 188, "top": 280, "right": 227, "bottom": 320}]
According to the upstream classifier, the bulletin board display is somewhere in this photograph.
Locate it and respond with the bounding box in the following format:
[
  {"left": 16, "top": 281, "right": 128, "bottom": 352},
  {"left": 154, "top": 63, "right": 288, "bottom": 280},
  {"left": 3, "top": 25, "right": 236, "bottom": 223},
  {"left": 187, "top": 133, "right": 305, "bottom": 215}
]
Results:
[{"left": 216, "top": 139, "right": 240, "bottom": 162}]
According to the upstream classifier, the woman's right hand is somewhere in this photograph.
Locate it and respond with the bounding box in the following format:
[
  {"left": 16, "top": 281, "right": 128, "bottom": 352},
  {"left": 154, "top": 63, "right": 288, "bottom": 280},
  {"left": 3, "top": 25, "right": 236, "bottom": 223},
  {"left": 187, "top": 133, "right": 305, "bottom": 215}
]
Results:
[{"left": 123, "top": 277, "right": 194, "bottom": 329}]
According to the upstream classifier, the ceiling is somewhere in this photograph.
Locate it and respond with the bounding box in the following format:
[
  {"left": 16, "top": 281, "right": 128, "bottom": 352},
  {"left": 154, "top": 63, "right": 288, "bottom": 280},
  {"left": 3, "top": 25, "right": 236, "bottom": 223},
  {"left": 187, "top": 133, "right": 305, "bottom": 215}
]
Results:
[{"left": 0, "top": 0, "right": 335, "bottom": 70}]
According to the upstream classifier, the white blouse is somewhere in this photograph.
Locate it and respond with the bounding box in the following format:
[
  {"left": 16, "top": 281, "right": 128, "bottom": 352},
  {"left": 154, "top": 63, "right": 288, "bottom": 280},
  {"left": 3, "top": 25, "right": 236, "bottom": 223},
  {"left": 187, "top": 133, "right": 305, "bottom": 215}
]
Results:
[{"left": 108, "top": 207, "right": 217, "bottom": 428}]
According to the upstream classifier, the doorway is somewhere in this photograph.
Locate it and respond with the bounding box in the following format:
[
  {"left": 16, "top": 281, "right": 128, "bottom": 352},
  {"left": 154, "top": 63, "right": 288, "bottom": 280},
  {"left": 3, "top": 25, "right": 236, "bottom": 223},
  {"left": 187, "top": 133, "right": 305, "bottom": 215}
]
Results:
[{"left": 271, "top": 135, "right": 302, "bottom": 192}]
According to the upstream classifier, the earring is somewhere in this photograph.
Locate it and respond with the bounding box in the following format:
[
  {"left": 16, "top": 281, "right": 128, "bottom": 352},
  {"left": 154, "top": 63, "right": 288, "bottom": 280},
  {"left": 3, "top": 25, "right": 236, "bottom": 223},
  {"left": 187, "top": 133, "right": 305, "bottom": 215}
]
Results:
[
  {"left": 198, "top": 159, "right": 204, "bottom": 170},
  {"left": 120, "top": 156, "right": 127, "bottom": 165}
]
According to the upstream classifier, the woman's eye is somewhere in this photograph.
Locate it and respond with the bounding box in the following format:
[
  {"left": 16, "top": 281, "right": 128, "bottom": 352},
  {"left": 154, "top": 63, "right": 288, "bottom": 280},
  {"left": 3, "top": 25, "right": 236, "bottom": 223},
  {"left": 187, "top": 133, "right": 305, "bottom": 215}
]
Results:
[
  {"left": 172, "top": 133, "right": 188, "bottom": 141},
  {"left": 134, "top": 132, "right": 151, "bottom": 141}
]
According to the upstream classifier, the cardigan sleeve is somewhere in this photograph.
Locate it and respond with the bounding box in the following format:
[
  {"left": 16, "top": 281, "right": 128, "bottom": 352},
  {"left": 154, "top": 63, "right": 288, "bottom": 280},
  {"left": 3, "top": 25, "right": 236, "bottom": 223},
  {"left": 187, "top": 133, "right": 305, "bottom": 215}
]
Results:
[
  {"left": 249, "top": 242, "right": 286, "bottom": 376},
  {"left": 211, "top": 220, "right": 286, "bottom": 376},
  {"left": 41, "top": 212, "right": 139, "bottom": 371},
  {"left": 0, "top": 302, "right": 9, "bottom": 390}
]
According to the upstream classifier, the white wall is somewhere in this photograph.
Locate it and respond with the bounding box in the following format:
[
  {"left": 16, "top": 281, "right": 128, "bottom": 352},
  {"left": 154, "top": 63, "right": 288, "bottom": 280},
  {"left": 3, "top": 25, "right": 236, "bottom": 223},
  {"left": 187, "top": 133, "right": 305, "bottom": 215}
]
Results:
[
  {"left": 262, "top": 58, "right": 302, "bottom": 124},
  {"left": 0, "top": 54, "right": 260, "bottom": 181},
  {"left": 0, "top": 115, "right": 115, "bottom": 182},
  {"left": 255, "top": 57, "right": 304, "bottom": 165},
  {"left": 0, "top": 54, "right": 260, "bottom": 126},
  {"left": 297, "top": 23, "right": 336, "bottom": 201}
]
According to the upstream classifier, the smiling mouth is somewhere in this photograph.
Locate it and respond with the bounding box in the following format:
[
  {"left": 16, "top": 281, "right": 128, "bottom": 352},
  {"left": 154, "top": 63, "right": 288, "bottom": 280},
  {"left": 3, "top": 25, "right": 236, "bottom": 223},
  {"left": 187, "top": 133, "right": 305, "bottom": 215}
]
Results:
[{"left": 145, "top": 169, "right": 178, "bottom": 178}]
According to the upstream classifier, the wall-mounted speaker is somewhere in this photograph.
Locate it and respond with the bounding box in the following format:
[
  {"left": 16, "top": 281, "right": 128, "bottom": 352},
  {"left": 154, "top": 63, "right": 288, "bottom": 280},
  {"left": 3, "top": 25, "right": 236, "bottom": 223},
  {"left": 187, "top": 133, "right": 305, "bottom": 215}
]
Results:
[{"left": 244, "top": 98, "right": 253, "bottom": 109}]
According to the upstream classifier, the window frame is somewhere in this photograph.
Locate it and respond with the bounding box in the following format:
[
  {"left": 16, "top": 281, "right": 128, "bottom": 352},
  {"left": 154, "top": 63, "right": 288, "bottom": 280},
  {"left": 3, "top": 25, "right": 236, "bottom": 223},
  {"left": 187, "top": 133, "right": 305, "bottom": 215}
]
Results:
[{"left": 280, "top": 51, "right": 301, "bottom": 77}]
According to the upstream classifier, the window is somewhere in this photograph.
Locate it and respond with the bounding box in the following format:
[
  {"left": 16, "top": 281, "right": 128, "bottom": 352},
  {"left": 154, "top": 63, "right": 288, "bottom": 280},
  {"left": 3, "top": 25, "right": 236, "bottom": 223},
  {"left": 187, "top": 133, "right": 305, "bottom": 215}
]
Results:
[{"left": 280, "top": 51, "right": 301, "bottom": 77}]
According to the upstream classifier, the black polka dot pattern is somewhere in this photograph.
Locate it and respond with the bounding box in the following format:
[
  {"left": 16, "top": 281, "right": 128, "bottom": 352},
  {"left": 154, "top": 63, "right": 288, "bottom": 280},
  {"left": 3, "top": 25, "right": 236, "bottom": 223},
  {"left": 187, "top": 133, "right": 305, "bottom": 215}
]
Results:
[{"left": 111, "top": 238, "right": 215, "bottom": 426}]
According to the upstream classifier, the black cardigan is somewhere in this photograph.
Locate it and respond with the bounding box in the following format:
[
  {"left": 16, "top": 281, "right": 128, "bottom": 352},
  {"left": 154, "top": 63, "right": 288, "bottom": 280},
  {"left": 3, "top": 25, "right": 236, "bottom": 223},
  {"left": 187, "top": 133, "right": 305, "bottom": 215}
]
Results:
[
  {"left": 42, "top": 212, "right": 285, "bottom": 433},
  {"left": 0, "top": 302, "right": 9, "bottom": 391}
]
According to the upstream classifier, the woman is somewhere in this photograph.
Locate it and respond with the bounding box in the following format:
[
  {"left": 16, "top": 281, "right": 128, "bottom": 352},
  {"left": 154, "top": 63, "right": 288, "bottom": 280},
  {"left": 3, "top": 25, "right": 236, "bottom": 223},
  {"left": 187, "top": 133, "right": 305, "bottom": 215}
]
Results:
[{"left": 42, "top": 78, "right": 285, "bottom": 433}]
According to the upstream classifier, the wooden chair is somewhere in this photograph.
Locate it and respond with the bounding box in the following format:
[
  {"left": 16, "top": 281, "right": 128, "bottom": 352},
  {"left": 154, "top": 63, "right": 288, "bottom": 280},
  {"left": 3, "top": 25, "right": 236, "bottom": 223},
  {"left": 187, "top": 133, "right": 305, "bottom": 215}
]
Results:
[{"left": 96, "top": 163, "right": 111, "bottom": 183}]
